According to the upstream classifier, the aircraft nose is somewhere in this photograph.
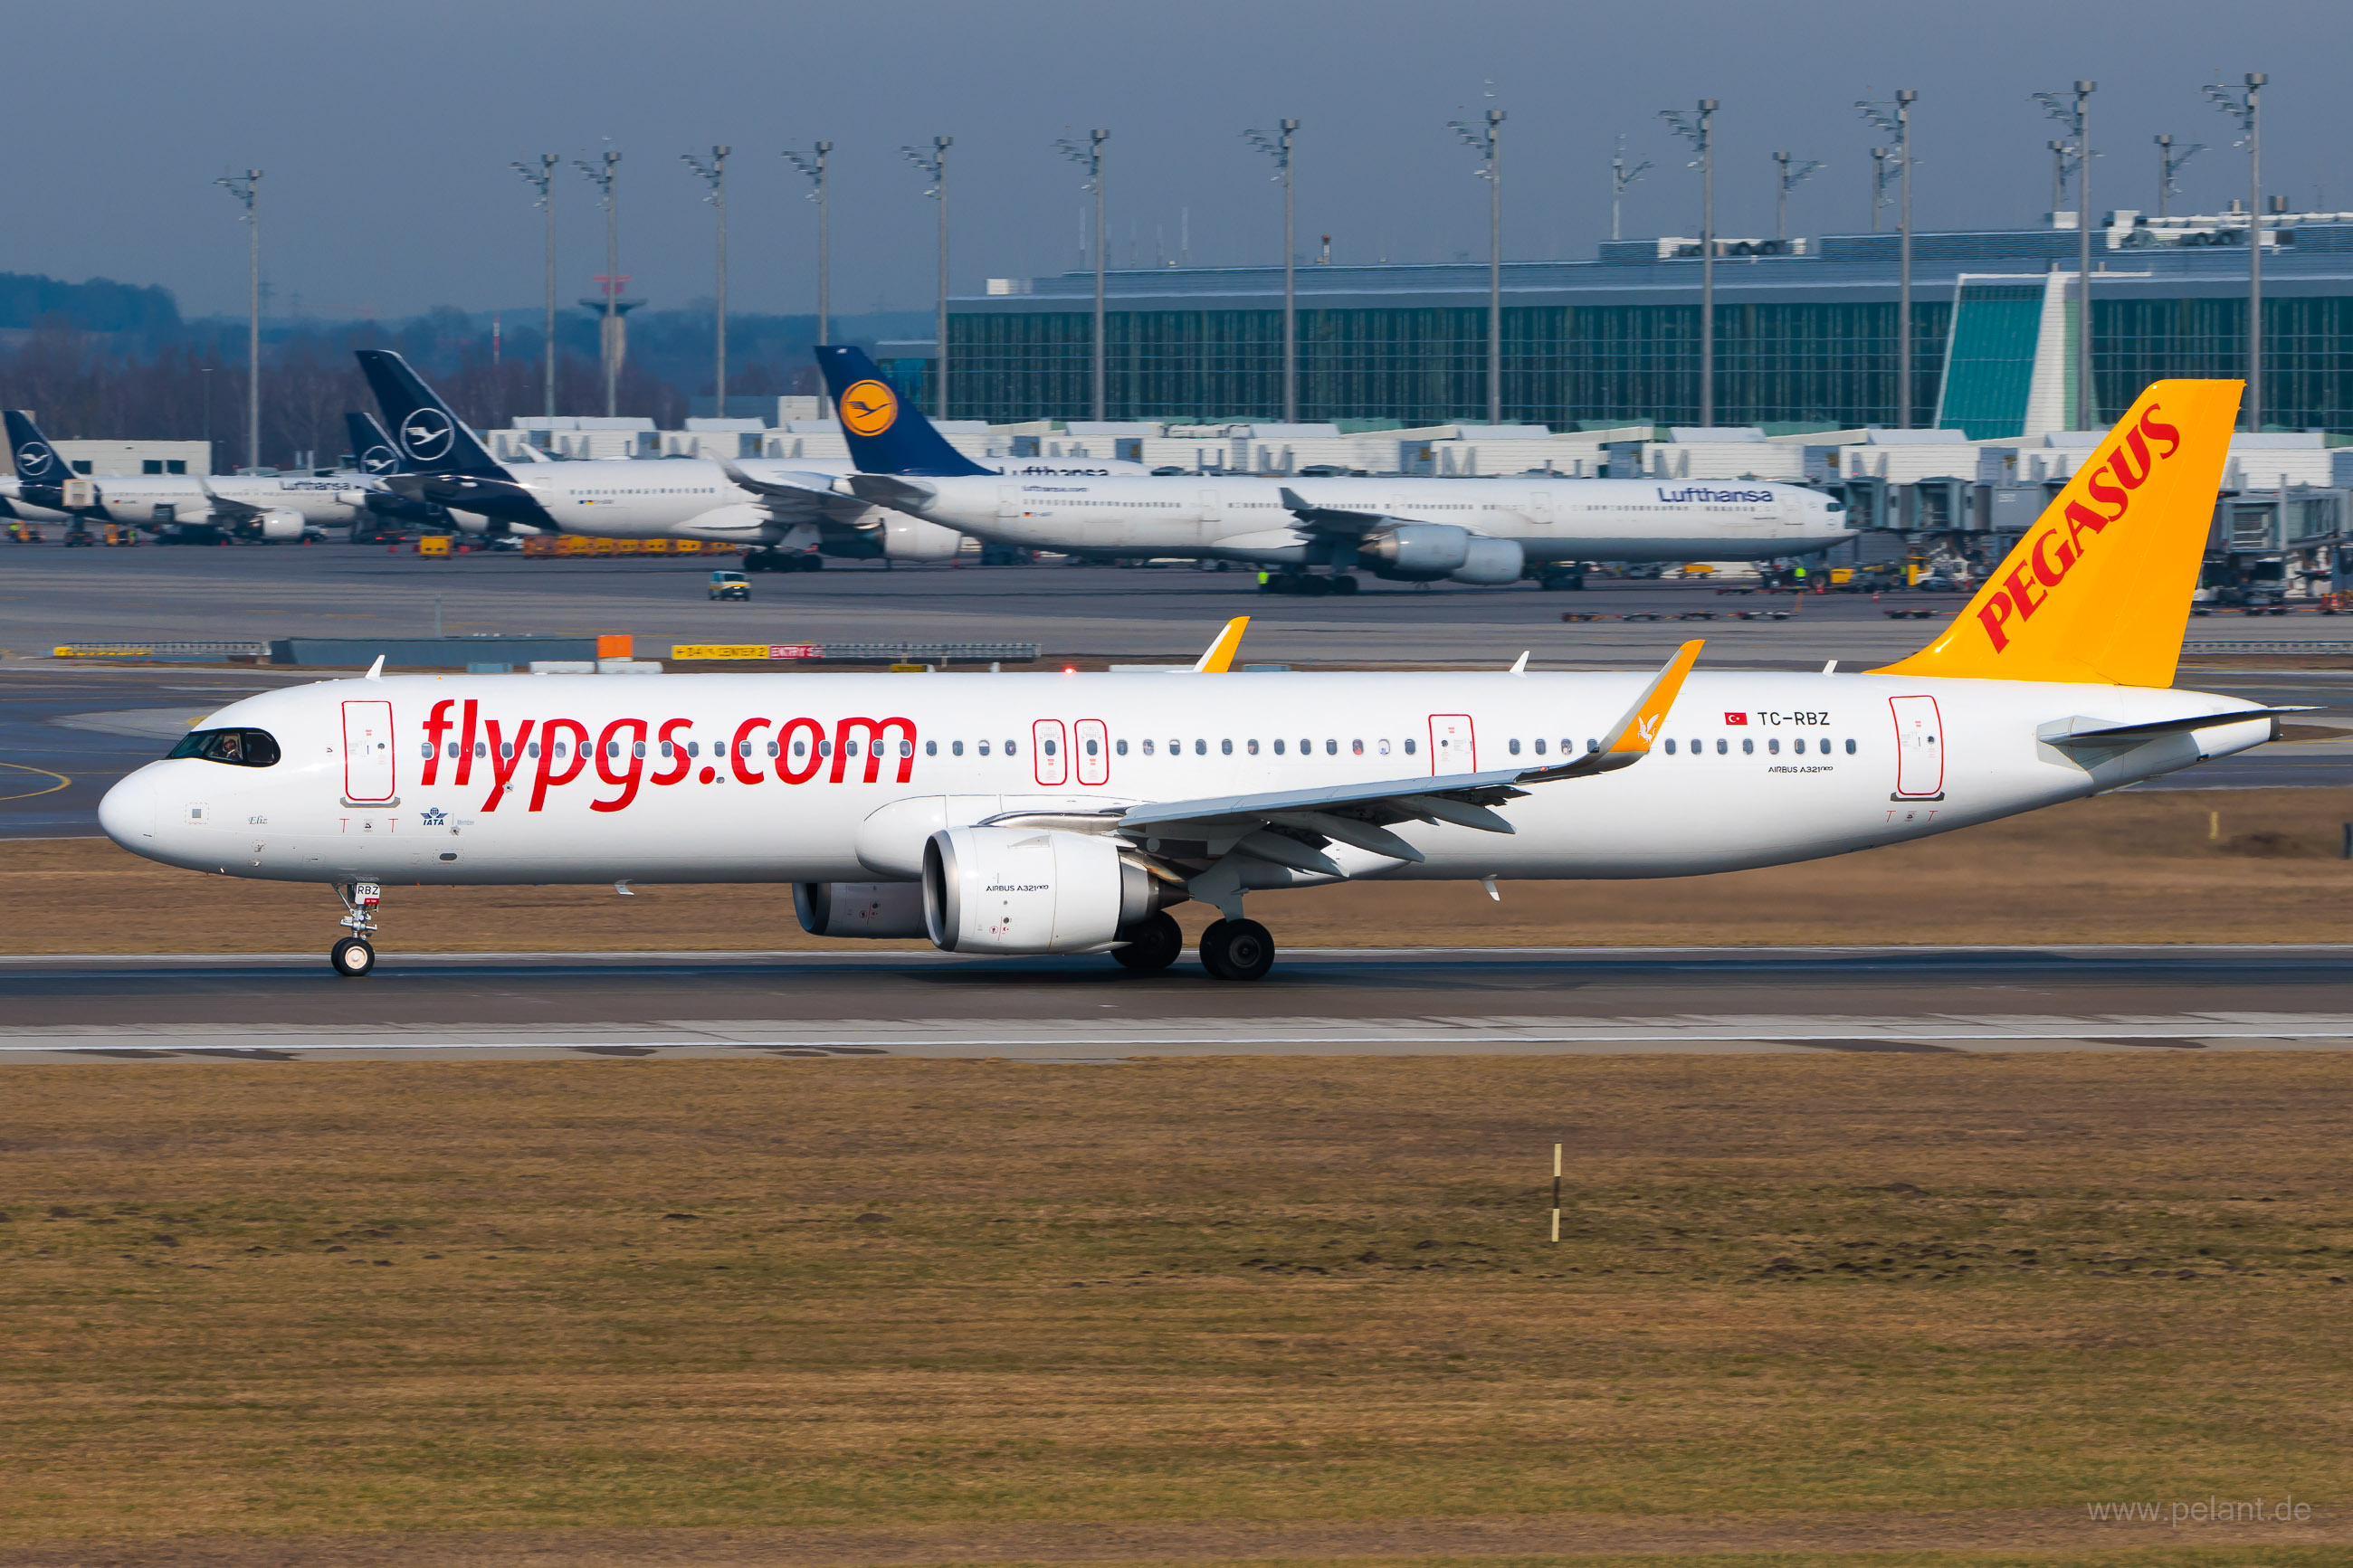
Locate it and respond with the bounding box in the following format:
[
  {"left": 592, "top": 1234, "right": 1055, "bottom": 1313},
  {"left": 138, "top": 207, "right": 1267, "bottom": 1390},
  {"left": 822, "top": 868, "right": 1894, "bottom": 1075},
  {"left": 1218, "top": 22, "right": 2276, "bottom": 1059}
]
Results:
[{"left": 98, "top": 765, "right": 159, "bottom": 851}]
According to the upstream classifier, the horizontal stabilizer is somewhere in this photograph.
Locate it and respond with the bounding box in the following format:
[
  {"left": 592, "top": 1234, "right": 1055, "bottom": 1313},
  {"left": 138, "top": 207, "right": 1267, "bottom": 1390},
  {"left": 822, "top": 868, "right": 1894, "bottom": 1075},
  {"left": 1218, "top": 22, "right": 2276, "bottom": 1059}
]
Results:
[{"left": 2040, "top": 707, "right": 2313, "bottom": 746}]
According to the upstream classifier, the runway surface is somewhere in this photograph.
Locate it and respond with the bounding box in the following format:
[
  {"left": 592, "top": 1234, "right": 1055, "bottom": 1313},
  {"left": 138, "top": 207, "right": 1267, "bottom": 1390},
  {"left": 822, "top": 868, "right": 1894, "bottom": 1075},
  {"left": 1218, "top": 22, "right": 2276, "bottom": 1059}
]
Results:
[{"left": 7, "top": 945, "right": 2352, "bottom": 1062}]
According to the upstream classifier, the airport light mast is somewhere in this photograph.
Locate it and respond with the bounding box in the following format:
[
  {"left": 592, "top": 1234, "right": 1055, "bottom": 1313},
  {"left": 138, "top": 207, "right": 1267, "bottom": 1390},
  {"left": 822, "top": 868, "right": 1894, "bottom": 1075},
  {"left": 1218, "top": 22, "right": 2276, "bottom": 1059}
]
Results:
[
  {"left": 1659, "top": 100, "right": 1715, "bottom": 428},
  {"left": 2153, "top": 134, "right": 2203, "bottom": 221},
  {"left": 900, "top": 137, "right": 953, "bottom": 418},
  {"left": 2204, "top": 72, "right": 2267, "bottom": 431},
  {"left": 1053, "top": 129, "right": 1110, "bottom": 420},
  {"left": 510, "top": 155, "right": 559, "bottom": 419},
  {"left": 1774, "top": 149, "right": 1823, "bottom": 243},
  {"left": 572, "top": 147, "right": 623, "bottom": 417},
  {"left": 213, "top": 169, "right": 262, "bottom": 471},
  {"left": 2043, "top": 139, "right": 2078, "bottom": 221},
  {"left": 1448, "top": 106, "right": 1505, "bottom": 424},
  {"left": 681, "top": 147, "right": 731, "bottom": 419},
  {"left": 784, "top": 140, "right": 834, "bottom": 413},
  {"left": 1243, "top": 119, "right": 1300, "bottom": 423},
  {"left": 1609, "top": 136, "right": 1651, "bottom": 243},
  {"left": 1856, "top": 90, "right": 1918, "bottom": 428},
  {"left": 2036, "top": 83, "right": 2094, "bottom": 430}
]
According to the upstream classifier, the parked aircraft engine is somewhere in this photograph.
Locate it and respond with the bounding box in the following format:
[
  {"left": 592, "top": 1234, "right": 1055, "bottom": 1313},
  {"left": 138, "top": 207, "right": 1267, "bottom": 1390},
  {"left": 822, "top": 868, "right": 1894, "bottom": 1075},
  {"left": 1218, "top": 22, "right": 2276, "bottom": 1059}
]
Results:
[
  {"left": 1449, "top": 537, "right": 1526, "bottom": 584},
  {"left": 1364, "top": 522, "right": 1472, "bottom": 578},
  {"left": 252, "top": 508, "right": 307, "bottom": 542},
  {"left": 881, "top": 514, "right": 962, "bottom": 563},
  {"left": 922, "top": 825, "right": 1160, "bottom": 955},
  {"left": 794, "top": 880, "right": 929, "bottom": 938},
  {"left": 673, "top": 502, "right": 776, "bottom": 543}
]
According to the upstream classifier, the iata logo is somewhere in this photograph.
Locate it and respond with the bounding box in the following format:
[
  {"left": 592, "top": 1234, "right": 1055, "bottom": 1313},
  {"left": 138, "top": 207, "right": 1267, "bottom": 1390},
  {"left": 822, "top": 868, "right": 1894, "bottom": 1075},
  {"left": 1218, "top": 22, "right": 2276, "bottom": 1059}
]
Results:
[
  {"left": 839, "top": 379, "right": 900, "bottom": 438},
  {"left": 1977, "top": 404, "right": 2183, "bottom": 653},
  {"left": 14, "top": 442, "right": 51, "bottom": 478},
  {"left": 419, "top": 806, "right": 447, "bottom": 826},
  {"left": 399, "top": 409, "right": 455, "bottom": 463}
]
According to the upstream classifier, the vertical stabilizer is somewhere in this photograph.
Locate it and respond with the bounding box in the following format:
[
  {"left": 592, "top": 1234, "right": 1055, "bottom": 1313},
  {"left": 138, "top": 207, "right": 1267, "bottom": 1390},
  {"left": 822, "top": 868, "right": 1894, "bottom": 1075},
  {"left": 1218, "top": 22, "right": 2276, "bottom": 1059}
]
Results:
[
  {"left": 814, "top": 346, "right": 991, "bottom": 477},
  {"left": 1873, "top": 378, "right": 2242, "bottom": 688}
]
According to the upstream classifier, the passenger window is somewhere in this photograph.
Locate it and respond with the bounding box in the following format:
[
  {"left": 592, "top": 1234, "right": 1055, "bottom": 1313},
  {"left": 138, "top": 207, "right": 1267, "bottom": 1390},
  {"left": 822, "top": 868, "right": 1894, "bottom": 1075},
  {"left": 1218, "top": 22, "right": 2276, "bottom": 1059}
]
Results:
[
  {"left": 1794, "top": 737, "right": 1807, "bottom": 755},
  {"left": 1352, "top": 739, "right": 1364, "bottom": 755},
  {"left": 1586, "top": 739, "right": 1599, "bottom": 753},
  {"left": 925, "top": 740, "right": 937, "bottom": 756},
  {"left": 977, "top": 741, "right": 989, "bottom": 755},
  {"left": 769, "top": 741, "right": 781, "bottom": 756},
  {"left": 448, "top": 741, "right": 460, "bottom": 758},
  {"left": 819, "top": 741, "right": 832, "bottom": 757},
  {"left": 1223, "top": 739, "right": 1234, "bottom": 755},
  {"left": 1845, "top": 737, "right": 1857, "bottom": 755},
  {"left": 635, "top": 741, "right": 648, "bottom": 758},
  {"left": 1005, "top": 740, "right": 1018, "bottom": 756},
  {"left": 900, "top": 740, "right": 913, "bottom": 757},
  {"left": 1533, "top": 739, "right": 1547, "bottom": 755},
  {"left": 1715, "top": 738, "right": 1727, "bottom": 755},
  {"left": 1246, "top": 739, "right": 1258, "bottom": 755},
  {"left": 1087, "top": 738, "right": 1100, "bottom": 756},
  {"left": 1378, "top": 740, "right": 1390, "bottom": 755},
  {"left": 500, "top": 742, "right": 515, "bottom": 759},
  {"left": 528, "top": 743, "right": 539, "bottom": 758},
  {"left": 476, "top": 741, "right": 487, "bottom": 758},
  {"left": 1743, "top": 737, "right": 1754, "bottom": 755},
  {"left": 1508, "top": 738, "right": 1521, "bottom": 755},
  {"left": 1664, "top": 738, "right": 1677, "bottom": 755},
  {"left": 418, "top": 741, "right": 433, "bottom": 758},
  {"left": 1404, "top": 739, "right": 1416, "bottom": 755},
  {"left": 1117, "top": 739, "right": 1129, "bottom": 755},
  {"left": 1272, "top": 739, "right": 1284, "bottom": 755},
  {"left": 952, "top": 740, "right": 964, "bottom": 756},
  {"left": 1326, "top": 739, "right": 1338, "bottom": 755},
  {"left": 1768, "top": 738, "right": 1780, "bottom": 755},
  {"left": 1140, "top": 739, "right": 1153, "bottom": 755}
]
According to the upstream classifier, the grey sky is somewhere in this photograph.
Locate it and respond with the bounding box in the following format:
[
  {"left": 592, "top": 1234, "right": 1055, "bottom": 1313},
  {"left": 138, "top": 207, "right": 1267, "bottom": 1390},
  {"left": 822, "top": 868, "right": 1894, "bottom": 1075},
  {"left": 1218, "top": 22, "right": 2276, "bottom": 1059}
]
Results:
[{"left": 8, "top": 0, "right": 2342, "bottom": 321}]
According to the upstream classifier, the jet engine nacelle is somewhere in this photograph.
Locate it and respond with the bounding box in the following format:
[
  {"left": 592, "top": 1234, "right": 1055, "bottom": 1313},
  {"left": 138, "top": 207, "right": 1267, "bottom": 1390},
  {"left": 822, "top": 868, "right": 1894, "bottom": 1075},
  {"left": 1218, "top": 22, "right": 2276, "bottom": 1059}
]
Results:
[
  {"left": 921, "top": 825, "right": 1158, "bottom": 955},
  {"left": 673, "top": 502, "right": 778, "bottom": 543},
  {"left": 335, "top": 489, "right": 375, "bottom": 508},
  {"left": 1365, "top": 521, "right": 1472, "bottom": 577},
  {"left": 881, "top": 514, "right": 963, "bottom": 563},
  {"left": 252, "top": 508, "right": 307, "bottom": 541},
  {"left": 794, "top": 880, "right": 929, "bottom": 939},
  {"left": 1449, "top": 536, "right": 1526, "bottom": 585}
]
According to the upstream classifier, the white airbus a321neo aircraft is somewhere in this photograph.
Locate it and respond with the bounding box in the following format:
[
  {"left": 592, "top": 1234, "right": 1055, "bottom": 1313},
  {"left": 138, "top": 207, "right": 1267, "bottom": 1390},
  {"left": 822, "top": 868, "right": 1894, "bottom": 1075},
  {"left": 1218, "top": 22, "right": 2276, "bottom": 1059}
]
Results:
[{"left": 100, "top": 380, "right": 2294, "bottom": 981}]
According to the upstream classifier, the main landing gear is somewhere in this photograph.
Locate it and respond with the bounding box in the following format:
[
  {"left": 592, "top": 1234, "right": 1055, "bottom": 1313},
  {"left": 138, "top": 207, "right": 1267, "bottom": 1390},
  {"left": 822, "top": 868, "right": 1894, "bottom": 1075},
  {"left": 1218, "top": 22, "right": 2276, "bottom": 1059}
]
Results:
[
  {"left": 330, "top": 881, "right": 382, "bottom": 977},
  {"left": 1112, "top": 909, "right": 1186, "bottom": 972},
  {"left": 1259, "top": 570, "right": 1358, "bottom": 596},
  {"left": 1198, "top": 917, "right": 1275, "bottom": 982}
]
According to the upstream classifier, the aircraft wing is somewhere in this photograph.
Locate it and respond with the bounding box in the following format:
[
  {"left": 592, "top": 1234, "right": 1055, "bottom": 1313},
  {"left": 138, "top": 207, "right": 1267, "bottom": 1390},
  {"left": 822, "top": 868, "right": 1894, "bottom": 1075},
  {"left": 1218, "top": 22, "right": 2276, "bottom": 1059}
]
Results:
[
  {"left": 1276, "top": 486, "right": 1394, "bottom": 536},
  {"left": 1092, "top": 641, "right": 1703, "bottom": 876},
  {"left": 719, "top": 459, "right": 862, "bottom": 521},
  {"left": 194, "top": 479, "right": 267, "bottom": 519}
]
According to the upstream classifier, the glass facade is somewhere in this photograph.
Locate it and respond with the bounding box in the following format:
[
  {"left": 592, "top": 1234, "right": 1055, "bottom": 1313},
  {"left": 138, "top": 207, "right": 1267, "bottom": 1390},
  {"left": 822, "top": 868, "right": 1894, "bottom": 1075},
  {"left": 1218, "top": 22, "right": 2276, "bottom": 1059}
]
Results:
[{"left": 955, "top": 285, "right": 2353, "bottom": 432}]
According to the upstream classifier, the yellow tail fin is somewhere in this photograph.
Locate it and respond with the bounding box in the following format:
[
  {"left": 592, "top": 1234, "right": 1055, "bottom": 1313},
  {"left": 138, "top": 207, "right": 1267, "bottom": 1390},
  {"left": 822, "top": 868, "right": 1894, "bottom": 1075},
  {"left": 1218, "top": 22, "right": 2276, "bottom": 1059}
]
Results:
[{"left": 1873, "top": 378, "right": 2243, "bottom": 688}]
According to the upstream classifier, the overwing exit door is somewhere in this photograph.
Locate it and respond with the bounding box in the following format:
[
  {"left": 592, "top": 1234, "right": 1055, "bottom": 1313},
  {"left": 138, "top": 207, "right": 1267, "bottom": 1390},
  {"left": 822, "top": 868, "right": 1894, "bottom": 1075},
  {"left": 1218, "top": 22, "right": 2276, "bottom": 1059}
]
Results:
[
  {"left": 341, "top": 699, "right": 395, "bottom": 803},
  {"left": 1889, "top": 695, "right": 1944, "bottom": 799},
  {"left": 1428, "top": 714, "right": 1475, "bottom": 774}
]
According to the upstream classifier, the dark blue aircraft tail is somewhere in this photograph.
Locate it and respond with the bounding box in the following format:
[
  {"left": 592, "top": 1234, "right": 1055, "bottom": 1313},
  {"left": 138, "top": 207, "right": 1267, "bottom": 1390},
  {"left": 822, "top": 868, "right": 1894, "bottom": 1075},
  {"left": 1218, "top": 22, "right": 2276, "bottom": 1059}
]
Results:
[
  {"left": 355, "top": 350, "right": 505, "bottom": 476},
  {"left": 345, "top": 412, "right": 402, "bottom": 476},
  {"left": 814, "top": 346, "right": 990, "bottom": 476},
  {"left": 4, "top": 410, "right": 76, "bottom": 492}
]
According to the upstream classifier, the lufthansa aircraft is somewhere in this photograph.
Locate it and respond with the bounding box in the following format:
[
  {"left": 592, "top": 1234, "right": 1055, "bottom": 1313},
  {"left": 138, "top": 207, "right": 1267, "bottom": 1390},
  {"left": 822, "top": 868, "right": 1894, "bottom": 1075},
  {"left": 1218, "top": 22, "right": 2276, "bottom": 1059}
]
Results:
[
  {"left": 3, "top": 411, "right": 365, "bottom": 541},
  {"left": 813, "top": 347, "right": 1852, "bottom": 591},
  {"left": 99, "top": 381, "right": 2285, "bottom": 981},
  {"left": 358, "top": 351, "right": 1144, "bottom": 569}
]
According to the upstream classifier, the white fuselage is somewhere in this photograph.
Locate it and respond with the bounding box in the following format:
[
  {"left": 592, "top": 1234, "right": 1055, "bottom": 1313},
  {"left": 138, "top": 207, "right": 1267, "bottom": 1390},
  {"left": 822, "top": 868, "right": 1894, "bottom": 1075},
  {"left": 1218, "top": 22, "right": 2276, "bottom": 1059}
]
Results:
[
  {"left": 892, "top": 475, "right": 1850, "bottom": 564},
  {"left": 34, "top": 473, "right": 371, "bottom": 527},
  {"left": 493, "top": 455, "right": 1144, "bottom": 545},
  {"left": 98, "top": 670, "right": 2264, "bottom": 891}
]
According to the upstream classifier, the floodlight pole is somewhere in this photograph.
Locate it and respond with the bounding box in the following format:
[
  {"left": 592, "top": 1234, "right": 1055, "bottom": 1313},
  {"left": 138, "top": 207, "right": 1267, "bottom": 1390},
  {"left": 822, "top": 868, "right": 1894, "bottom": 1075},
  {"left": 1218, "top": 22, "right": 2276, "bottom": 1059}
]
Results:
[
  {"left": 784, "top": 141, "right": 834, "bottom": 410},
  {"left": 2205, "top": 74, "right": 2266, "bottom": 430},
  {"left": 1897, "top": 90, "right": 1916, "bottom": 430},
  {"left": 1774, "top": 149, "right": 1821, "bottom": 243},
  {"left": 2075, "top": 82, "right": 2094, "bottom": 431},
  {"left": 1452, "top": 107, "right": 1506, "bottom": 423},
  {"left": 214, "top": 170, "right": 262, "bottom": 470},
  {"left": 1245, "top": 119, "right": 1300, "bottom": 422},
  {"left": 901, "top": 137, "right": 953, "bottom": 416},
  {"left": 1660, "top": 101, "right": 1715, "bottom": 426},
  {"left": 511, "top": 155, "right": 559, "bottom": 418},
  {"left": 573, "top": 147, "right": 622, "bottom": 416},
  {"left": 1054, "top": 129, "right": 1110, "bottom": 419},
  {"left": 1610, "top": 136, "right": 1651, "bottom": 244},
  {"left": 682, "top": 147, "right": 730, "bottom": 417}
]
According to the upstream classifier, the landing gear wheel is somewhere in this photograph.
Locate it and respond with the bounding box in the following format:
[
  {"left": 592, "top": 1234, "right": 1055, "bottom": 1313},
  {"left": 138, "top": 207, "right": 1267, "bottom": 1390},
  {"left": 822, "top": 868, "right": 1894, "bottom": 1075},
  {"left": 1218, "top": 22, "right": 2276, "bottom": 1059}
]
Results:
[
  {"left": 1299, "top": 573, "right": 1331, "bottom": 596},
  {"left": 330, "top": 936, "right": 376, "bottom": 977},
  {"left": 1198, "top": 917, "right": 1275, "bottom": 982},
  {"left": 1330, "top": 574, "right": 1358, "bottom": 594},
  {"left": 1111, "top": 909, "right": 1185, "bottom": 972}
]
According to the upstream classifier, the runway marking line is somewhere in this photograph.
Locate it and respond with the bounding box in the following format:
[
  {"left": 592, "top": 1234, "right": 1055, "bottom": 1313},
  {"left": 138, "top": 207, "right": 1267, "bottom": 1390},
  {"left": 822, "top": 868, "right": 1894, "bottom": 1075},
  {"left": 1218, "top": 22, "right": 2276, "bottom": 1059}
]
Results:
[{"left": 0, "top": 759, "right": 71, "bottom": 803}]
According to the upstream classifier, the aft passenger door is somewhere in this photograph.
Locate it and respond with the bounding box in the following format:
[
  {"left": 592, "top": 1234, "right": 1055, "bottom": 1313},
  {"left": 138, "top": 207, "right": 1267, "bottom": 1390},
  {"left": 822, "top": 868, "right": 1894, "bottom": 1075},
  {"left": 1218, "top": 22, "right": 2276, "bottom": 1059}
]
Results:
[
  {"left": 1073, "top": 718, "right": 1110, "bottom": 786},
  {"left": 341, "top": 699, "right": 396, "bottom": 803},
  {"left": 1427, "top": 714, "right": 1475, "bottom": 774},
  {"left": 1889, "top": 695, "right": 1945, "bottom": 799}
]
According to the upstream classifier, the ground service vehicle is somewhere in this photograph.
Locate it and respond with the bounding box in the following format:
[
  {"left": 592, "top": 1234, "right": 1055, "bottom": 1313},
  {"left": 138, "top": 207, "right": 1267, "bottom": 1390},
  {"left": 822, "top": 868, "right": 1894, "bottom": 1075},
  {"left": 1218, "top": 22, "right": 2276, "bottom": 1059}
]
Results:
[{"left": 709, "top": 571, "right": 751, "bottom": 601}]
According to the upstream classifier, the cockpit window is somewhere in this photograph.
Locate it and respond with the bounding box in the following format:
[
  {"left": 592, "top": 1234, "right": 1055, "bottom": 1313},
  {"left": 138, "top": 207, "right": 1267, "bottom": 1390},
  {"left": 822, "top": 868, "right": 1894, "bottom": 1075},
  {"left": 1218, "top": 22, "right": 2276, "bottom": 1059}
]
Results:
[{"left": 167, "top": 727, "right": 281, "bottom": 767}]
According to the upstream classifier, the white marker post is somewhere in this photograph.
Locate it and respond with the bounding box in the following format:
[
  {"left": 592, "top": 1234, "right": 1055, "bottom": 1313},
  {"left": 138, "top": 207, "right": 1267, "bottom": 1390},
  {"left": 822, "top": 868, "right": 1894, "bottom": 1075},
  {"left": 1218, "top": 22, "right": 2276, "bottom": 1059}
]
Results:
[{"left": 1551, "top": 1142, "right": 1562, "bottom": 1242}]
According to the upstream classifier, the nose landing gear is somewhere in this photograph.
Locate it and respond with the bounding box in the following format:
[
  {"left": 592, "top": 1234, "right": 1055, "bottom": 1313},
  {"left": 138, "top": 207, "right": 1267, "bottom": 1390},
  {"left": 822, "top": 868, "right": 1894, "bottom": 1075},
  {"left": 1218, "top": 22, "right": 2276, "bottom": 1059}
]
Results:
[{"left": 330, "top": 881, "right": 382, "bottom": 977}]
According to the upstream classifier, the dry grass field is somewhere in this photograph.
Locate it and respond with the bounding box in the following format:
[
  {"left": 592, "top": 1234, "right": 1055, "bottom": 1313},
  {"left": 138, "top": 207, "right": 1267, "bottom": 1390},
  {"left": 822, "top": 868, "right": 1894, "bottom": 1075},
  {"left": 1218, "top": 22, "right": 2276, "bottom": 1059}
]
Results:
[
  {"left": 7, "top": 785, "right": 2353, "bottom": 954},
  {"left": 2, "top": 1053, "right": 2348, "bottom": 1566}
]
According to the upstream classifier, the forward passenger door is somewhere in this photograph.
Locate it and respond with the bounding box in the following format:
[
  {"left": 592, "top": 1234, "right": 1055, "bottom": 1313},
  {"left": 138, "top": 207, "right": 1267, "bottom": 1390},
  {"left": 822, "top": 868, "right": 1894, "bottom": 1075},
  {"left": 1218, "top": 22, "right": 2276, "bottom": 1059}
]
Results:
[
  {"left": 341, "top": 700, "right": 396, "bottom": 803},
  {"left": 1427, "top": 714, "right": 1475, "bottom": 774}
]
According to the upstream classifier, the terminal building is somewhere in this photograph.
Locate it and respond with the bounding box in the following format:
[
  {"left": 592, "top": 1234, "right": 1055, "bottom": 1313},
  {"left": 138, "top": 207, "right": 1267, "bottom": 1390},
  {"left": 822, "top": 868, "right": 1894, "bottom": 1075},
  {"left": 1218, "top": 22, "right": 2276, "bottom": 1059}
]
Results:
[{"left": 943, "top": 209, "right": 2353, "bottom": 435}]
